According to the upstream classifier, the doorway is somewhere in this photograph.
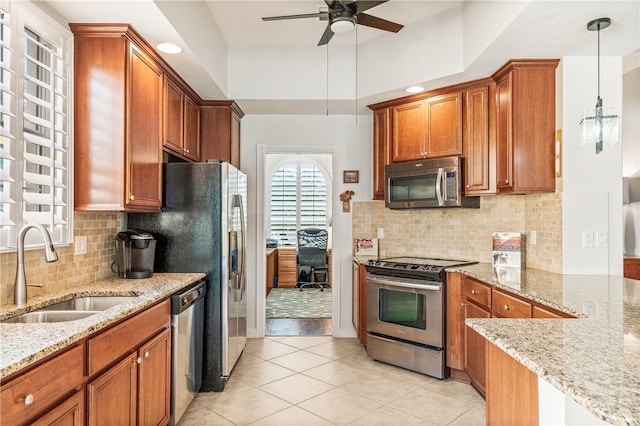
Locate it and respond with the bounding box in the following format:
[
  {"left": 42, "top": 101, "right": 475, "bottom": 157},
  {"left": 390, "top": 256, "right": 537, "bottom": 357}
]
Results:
[{"left": 264, "top": 153, "right": 333, "bottom": 336}]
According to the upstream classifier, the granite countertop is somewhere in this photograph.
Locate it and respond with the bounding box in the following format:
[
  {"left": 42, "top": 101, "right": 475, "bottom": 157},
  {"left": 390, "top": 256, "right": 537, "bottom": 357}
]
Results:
[
  {"left": 0, "top": 273, "right": 205, "bottom": 380},
  {"left": 451, "top": 263, "right": 640, "bottom": 425}
]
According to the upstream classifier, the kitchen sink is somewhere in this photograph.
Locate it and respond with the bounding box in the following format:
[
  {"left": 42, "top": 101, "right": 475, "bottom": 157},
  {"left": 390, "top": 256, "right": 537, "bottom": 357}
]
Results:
[
  {"left": 41, "top": 296, "right": 137, "bottom": 311},
  {"left": 2, "top": 311, "right": 99, "bottom": 323}
]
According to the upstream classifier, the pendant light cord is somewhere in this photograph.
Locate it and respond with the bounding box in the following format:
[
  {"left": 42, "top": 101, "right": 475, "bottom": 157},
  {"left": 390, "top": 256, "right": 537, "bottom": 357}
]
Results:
[
  {"left": 326, "top": 43, "right": 329, "bottom": 116},
  {"left": 355, "top": 23, "right": 358, "bottom": 124},
  {"left": 597, "top": 22, "right": 601, "bottom": 101}
]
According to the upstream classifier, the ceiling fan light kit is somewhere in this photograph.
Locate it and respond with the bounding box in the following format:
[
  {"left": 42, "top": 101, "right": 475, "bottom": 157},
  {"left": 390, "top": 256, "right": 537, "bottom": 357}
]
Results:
[{"left": 262, "top": 0, "right": 403, "bottom": 46}]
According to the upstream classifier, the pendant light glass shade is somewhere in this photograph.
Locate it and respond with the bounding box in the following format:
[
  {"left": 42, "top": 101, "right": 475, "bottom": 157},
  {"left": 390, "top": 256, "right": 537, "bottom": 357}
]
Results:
[{"left": 579, "top": 17, "right": 620, "bottom": 154}]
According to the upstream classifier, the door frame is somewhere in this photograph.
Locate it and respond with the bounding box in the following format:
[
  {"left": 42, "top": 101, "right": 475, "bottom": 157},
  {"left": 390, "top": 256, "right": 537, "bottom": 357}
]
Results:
[{"left": 254, "top": 143, "right": 343, "bottom": 337}]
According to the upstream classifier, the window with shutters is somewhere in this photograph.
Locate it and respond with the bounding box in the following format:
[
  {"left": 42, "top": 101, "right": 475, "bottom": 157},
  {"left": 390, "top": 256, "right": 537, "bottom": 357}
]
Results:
[
  {"left": 0, "top": 2, "right": 72, "bottom": 251},
  {"left": 269, "top": 158, "right": 329, "bottom": 247}
]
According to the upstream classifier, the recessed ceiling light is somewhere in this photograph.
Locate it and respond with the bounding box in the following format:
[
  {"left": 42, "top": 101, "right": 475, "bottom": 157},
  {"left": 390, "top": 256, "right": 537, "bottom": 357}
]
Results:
[
  {"left": 406, "top": 85, "right": 425, "bottom": 94},
  {"left": 156, "top": 43, "right": 182, "bottom": 54}
]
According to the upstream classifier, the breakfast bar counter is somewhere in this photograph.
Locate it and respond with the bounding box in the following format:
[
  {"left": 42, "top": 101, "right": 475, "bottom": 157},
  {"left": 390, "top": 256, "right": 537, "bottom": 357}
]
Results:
[{"left": 450, "top": 263, "right": 640, "bottom": 425}]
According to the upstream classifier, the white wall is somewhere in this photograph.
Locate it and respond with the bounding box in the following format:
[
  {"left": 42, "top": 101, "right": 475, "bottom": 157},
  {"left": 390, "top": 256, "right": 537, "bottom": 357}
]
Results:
[
  {"left": 623, "top": 66, "right": 640, "bottom": 256},
  {"left": 561, "top": 57, "right": 624, "bottom": 275},
  {"left": 241, "top": 114, "right": 372, "bottom": 338}
]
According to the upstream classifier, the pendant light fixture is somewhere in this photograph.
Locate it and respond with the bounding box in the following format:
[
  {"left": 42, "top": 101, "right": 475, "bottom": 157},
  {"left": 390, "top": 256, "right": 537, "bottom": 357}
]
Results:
[{"left": 579, "top": 17, "right": 620, "bottom": 154}]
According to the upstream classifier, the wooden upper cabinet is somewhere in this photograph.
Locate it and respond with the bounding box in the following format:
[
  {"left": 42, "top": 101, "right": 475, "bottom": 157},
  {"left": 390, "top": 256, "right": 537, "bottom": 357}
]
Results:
[
  {"left": 492, "top": 60, "right": 559, "bottom": 194},
  {"left": 391, "top": 100, "right": 426, "bottom": 162},
  {"left": 72, "top": 24, "right": 162, "bottom": 212},
  {"left": 373, "top": 107, "right": 391, "bottom": 200},
  {"left": 426, "top": 92, "right": 463, "bottom": 158},
  {"left": 200, "top": 101, "right": 244, "bottom": 169},
  {"left": 463, "top": 83, "right": 496, "bottom": 195},
  {"left": 163, "top": 76, "right": 200, "bottom": 162}
]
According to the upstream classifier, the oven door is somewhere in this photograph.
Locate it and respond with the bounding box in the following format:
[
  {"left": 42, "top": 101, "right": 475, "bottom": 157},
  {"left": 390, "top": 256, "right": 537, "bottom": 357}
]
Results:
[{"left": 366, "top": 274, "right": 444, "bottom": 349}]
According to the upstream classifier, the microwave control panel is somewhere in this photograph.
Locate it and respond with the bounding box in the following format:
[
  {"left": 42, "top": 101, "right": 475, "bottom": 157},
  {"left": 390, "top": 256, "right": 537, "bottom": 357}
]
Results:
[{"left": 445, "top": 171, "right": 457, "bottom": 201}]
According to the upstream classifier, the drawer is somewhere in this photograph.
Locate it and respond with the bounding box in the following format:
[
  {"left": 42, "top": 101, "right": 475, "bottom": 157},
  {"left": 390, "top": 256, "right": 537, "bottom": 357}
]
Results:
[
  {"left": 461, "top": 277, "right": 491, "bottom": 309},
  {"left": 532, "top": 304, "right": 573, "bottom": 318},
  {"left": 1, "top": 344, "right": 84, "bottom": 426},
  {"left": 87, "top": 299, "right": 170, "bottom": 376},
  {"left": 492, "top": 289, "right": 532, "bottom": 318}
]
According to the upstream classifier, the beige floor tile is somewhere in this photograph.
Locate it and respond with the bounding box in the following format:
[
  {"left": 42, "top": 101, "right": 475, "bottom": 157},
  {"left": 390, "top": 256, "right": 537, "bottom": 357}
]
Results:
[
  {"left": 249, "top": 406, "right": 335, "bottom": 425},
  {"left": 420, "top": 378, "right": 485, "bottom": 405},
  {"left": 388, "top": 387, "right": 475, "bottom": 425},
  {"left": 260, "top": 374, "right": 335, "bottom": 404},
  {"left": 278, "top": 335, "right": 332, "bottom": 349},
  {"left": 269, "top": 350, "right": 333, "bottom": 372},
  {"left": 232, "top": 361, "right": 297, "bottom": 387},
  {"left": 235, "top": 351, "right": 264, "bottom": 369},
  {"left": 299, "top": 388, "right": 383, "bottom": 425},
  {"left": 304, "top": 360, "right": 367, "bottom": 386},
  {"left": 338, "top": 374, "right": 420, "bottom": 403},
  {"left": 244, "top": 338, "right": 301, "bottom": 360},
  {"left": 306, "top": 339, "right": 366, "bottom": 360},
  {"left": 177, "top": 404, "right": 234, "bottom": 425},
  {"left": 447, "top": 404, "right": 486, "bottom": 426},
  {"left": 349, "top": 405, "right": 433, "bottom": 425},
  {"left": 203, "top": 387, "right": 291, "bottom": 425}
]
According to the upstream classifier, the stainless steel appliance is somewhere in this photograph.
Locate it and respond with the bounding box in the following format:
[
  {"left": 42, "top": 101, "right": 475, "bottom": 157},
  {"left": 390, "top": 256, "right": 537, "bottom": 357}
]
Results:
[
  {"left": 385, "top": 156, "right": 479, "bottom": 209},
  {"left": 115, "top": 230, "right": 156, "bottom": 279},
  {"left": 169, "top": 280, "right": 206, "bottom": 425},
  {"left": 365, "top": 257, "right": 476, "bottom": 379},
  {"left": 128, "top": 161, "right": 247, "bottom": 391}
]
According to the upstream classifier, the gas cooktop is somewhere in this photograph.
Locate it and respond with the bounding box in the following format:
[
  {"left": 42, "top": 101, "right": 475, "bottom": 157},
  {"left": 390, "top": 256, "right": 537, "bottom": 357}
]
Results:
[{"left": 364, "top": 256, "right": 477, "bottom": 279}]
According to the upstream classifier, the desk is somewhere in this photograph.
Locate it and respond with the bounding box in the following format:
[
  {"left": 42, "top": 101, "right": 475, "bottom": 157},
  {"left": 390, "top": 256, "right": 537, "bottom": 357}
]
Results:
[
  {"left": 266, "top": 248, "right": 278, "bottom": 296},
  {"left": 276, "top": 247, "right": 332, "bottom": 287},
  {"left": 624, "top": 256, "right": 640, "bottom": 280}
]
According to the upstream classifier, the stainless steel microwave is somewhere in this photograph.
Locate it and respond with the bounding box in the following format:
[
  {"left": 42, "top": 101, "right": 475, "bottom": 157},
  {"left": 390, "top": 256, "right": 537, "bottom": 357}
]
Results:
[{"left": 385, "top": 156, "right": 479, "bottom": 209}]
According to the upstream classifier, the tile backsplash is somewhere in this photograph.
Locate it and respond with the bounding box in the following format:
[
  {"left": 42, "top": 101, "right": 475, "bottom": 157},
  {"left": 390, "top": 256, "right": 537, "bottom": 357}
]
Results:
[
  {"left": 352, "top": 192, "right": 562, "bottom": 273},
  {"left": 0, "top": 211, "right": 121, "bottom": 305}
]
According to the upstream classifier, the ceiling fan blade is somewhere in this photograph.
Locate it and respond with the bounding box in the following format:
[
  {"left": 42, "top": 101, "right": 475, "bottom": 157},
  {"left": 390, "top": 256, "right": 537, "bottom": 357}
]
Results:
[
  {"left": 318, "top": 24, "right": 335, "bottom": 46},
  {"left": 262, "top": 12, "right": 327, "bottom": 21},
  {"left": 352, "top": 1, "right": 388, "bottom": 15},
  {"left": 356, "top": 12, "right": 403, "bottom": 32}
]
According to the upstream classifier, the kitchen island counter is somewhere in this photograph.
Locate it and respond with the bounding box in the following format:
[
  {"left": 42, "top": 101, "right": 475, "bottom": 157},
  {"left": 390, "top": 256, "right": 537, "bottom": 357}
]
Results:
[
  {"left": 0, "top": 273, "right": 205, "bottom": 380},
  {"left": 450, "top": 263, "right": 640, "bottom": 425}
]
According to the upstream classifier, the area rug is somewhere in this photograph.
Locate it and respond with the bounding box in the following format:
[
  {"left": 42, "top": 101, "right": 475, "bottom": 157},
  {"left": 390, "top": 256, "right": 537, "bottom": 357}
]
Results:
[{"left": 266, "top": 288, "right": 332, "bottom": 319}]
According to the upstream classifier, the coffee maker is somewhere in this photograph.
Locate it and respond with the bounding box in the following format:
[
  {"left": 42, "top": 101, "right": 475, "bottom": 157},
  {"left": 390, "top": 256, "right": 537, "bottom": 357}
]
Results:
[{"left": 115, "top": 230, "right": 156, "bottom": 279}]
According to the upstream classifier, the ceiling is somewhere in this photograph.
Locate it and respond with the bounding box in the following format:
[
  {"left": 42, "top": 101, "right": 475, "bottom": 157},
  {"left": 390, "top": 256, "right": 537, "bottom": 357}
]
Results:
[{"left": 39, "top": 0, "right": 640, "bottom": 114}]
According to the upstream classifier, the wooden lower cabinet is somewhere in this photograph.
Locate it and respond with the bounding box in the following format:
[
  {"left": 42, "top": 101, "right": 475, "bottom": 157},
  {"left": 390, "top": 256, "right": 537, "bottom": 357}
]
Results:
[
  {"left": 277, "top": 247, "right": 332, "bottom": 287},
  {"left": 352, "top": 262, "right": 368, "bottom": 346},
  {"left": 464, "top": 300, "right": 490, "bottom": 396},
  {"left": 137, "top": 328, "right": 171, "bottom": 426},
  {"left": 486, "top": 341, "right": 538, "bottom": 425},
  {"left": 32, "top": 390, "right": 85, "bottom": 426},
  {"left": 88, "top": 353, "right": 137, "bottom": 426},
  {"left": 266, "top": 248, "right": 278, "bottom": 295}
]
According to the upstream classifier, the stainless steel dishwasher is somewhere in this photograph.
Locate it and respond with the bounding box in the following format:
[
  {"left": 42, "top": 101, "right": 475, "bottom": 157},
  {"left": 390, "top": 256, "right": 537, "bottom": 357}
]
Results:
[{"left": 169, "top": 280, "right": 206, "bottom": 425}]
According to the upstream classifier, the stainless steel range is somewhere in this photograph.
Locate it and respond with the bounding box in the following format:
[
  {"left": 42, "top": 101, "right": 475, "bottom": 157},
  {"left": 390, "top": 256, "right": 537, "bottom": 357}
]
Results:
[{"left": 364, "top": 257, "right": 476, "bottom": 379}]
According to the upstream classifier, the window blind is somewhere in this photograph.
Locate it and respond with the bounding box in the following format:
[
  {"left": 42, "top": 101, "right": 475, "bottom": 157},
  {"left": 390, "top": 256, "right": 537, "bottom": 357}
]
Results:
[
  {"left": 270, "top": 161, "right": 328, "bottom": 247},
  {"left": 0, "top": 3, "right": 71, "bottom": 250}
]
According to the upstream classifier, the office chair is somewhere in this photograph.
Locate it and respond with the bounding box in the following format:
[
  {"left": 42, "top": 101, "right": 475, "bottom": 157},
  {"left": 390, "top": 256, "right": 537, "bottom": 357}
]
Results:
[{"left": 296, "top": 228, "right": 330, "bottom": 291}]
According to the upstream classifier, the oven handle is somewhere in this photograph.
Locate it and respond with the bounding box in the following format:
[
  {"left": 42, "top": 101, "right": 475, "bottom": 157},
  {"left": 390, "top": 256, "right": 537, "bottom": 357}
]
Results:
[{"left": 367, "top": 275, "right": 442, "bottom": 291}]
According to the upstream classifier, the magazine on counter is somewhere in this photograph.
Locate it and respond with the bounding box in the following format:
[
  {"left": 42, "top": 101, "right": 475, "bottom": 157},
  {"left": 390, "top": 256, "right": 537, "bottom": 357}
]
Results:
[{"left": 492, "top": 232, "right": 524, "bottom": 267}]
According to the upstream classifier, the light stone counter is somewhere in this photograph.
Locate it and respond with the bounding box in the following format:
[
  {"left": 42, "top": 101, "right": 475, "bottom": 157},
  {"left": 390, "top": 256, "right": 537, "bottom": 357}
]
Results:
[
  {"left": 450, "top": 263, "right": 640, "bottom": 425},
  {"left": 0, "top": 273, "right": 205, "bottom": 380}
]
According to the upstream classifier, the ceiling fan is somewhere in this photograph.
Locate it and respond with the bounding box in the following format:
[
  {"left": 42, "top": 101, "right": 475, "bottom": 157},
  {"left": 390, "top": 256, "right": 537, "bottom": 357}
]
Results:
[{"left": 262, "top": 0, "right": 404, "bottom": 46}]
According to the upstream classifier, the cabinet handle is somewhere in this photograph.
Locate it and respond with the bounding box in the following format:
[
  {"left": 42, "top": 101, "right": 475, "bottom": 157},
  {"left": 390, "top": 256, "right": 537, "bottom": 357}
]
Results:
[
  {"left": 466, "top": 184, "right": 470, "bottom": 189},
  {"left": 185, "top": 149, "right": 190, "bottom": 153},
  {"left": 129, "top": 195, "right": 135, "bottom": 201},
  {"left": 144, "top": 351, "right": 150, "bottom": 358},
  {"left": 22, "top": 393, "right": 34, "bottom": 406},
  {"left": 505, "top": 179, "right": 510, "bottom": 185},
  {"left": 137, "top": 356, "right": 142, "bottom": 364},
  {"left": 460, "top": 302, "right": 466, "bottom": 309},
  {"left": 503, "top": 304, "right": 510, "bottom": 311},
  {"left": 471, "top": 289, "right": 476, "bottom": 295}
]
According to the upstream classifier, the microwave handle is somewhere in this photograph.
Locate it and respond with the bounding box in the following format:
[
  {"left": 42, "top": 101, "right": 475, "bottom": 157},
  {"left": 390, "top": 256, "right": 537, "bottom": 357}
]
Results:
[{"left": 435, "top": 167, "right": 444, "bottom": 206}]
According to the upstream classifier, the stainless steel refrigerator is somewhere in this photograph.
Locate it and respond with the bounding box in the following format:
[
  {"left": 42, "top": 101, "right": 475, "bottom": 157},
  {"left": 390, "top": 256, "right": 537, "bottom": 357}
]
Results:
[{"left": 128, "top": 161, "right": 247, "bottom": 391}]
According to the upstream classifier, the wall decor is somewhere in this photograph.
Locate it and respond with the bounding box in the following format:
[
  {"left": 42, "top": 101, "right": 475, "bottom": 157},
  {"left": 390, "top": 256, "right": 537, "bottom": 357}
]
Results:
[
  {"left": 340, "top": 190, "right": 355, "bottom": 212},
  {"left": 343, "top": 170, "right": 359, "bottom": 183}
]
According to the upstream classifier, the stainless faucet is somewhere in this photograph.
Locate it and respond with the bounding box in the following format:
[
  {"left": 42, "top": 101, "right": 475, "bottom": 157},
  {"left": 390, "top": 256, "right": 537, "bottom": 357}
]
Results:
[{"left": 14, "top": 224, "right": 59, "bottom": 306}]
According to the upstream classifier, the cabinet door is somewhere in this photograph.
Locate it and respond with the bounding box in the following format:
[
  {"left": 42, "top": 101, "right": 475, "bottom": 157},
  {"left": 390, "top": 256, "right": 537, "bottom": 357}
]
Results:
[
  {"left": 373, "top": 108, "right": 390, "bottom": 200},
  {"left": 87, "top": 353, "right": 137, "bottom": 426},
  {"left": 495, "top": 72, "right": 514, "bottom": 193},
  {"left": 464, "top": 301, "right": 490, "bottom": 396},
  {"left": 445, "top": 273, "right": 464, "bottom": 371},
  {"left": 358, "top": 264, "right": 368, "bottom": 345},
  {"left": 230, "top": 111, "right": 241, "bottom": 169},
  {"left": 391, "top": 100, "right": 426, "bottom": 162},
  {"left": 184, "top": 95, "right": 201, "bottom": 161},
  {"left": 31, "top": 390, "right": 84, "bottom": 426},
  {"left": 127, "top": 43, "right": 163, "bottom": 211},
  {"left": 425, "top": 92, "right": 462, "bottom": 158},
  {"left": 464, "top": 85, "right": 494, "bottom": 194},
  {"left": 138, "top": 328, "right": 171, "bottom": 426},
  {"left": 164, "top": 77, "right": 184, "bottom": 154}
]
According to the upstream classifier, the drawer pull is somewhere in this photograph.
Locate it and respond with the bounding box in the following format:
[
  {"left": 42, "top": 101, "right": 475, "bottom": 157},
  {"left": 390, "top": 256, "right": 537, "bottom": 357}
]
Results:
[
  {"left": 471, "top": 289, "right": 477, "bottom": 295},
  {"left": 136, "top": 357, "right": 142, "bottom": 364},
  {"left": 129, "top": 195, "right": 135, "bottom": 201},
  {"left": 23, "top": 393, "right": 34, "bottom": 406},
  {"left": 503, "top": 304, "right": 510, "bottom": 311},
  {"left": 144, "top": 351, "right": 150, "bottom": 358}
]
